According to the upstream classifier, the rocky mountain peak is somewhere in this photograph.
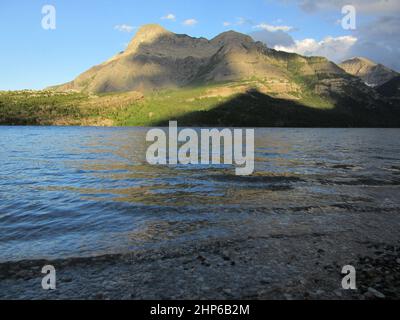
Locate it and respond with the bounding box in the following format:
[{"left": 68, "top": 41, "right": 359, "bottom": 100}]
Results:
[
  {"left": 347, "top": 57, "right": 376, "bottom": 66},
  {"left": 54, "top": 24, "right": 396, "bottom": 98},
  {"left": 125, "top": 24, "right": 172, "bottom": 53},
  {"left": 211, "top": 30, "right": 255, "bottom": 46},
  {"left": 340, "top": 57, "right": 398, "bottom": 87}
]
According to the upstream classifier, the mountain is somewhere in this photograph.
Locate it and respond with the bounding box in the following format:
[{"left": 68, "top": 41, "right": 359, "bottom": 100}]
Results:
[
  {"left": 377, "top": 76, "right": 400, "bottom": 98},
  {"left": 56, "top": 24, "right": 373, "bottom": 103},
  {"left": 339, "top": 57, "right": 398, "bottom": 87},
  {"left": 4, "top": 24, "right": 399, "bottom": 127}
]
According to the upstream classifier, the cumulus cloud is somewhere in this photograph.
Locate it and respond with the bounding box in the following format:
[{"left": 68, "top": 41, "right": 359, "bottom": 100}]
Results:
[
  {"left": 236, "top": 17, "right": 251, "bottom": 25},
  {"left": 278, "top": 1, "right": 400, "bottom": 70},
  {"left": 254, "top": 23, "right": 294, "bottom": 32},
  {"left": 247, "top": 20, "right": 297, "bottom": 52},
  {"left": 248, "top": 21, "right": 295, "bottom": 51},
  {"left": 250, "top": 29, "right": 295, "bottom": 47},
  {"left": 161, "top": 13, "right": 176, "bottom": 21},
  {"left": 282, "top": 0, "right": 400, "bottom": 14},
  {"left": 114, "top": 24, "right": 136, "bottom": 33},
  {"left": 275, "top": 36, "right": 358, "bottom": 62},
  {"left": 223, "top": 17, "right": 255, "bottom": 27},
  {"left": 183, "top": 19, "right": 198, "bottom": 26}
]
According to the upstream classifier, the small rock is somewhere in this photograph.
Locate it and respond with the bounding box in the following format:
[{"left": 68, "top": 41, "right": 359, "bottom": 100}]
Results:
[
  {"left": 396, "top": 258, "right": 400, "bottom": 264},
  {"left": 283, "top": 293, "right": 293, "bottom": 300},
  {"left": 223, "top": 289, "right": 232, "bottom": 295},
  {"left": 94, "top": 293, "right": 105, "bottom": 300},
  {"left": 334, "top": 290, "right": 343, "bottom": 297},
  {"left": 367, "top": 287, "right": 385, "bottom": 299}
]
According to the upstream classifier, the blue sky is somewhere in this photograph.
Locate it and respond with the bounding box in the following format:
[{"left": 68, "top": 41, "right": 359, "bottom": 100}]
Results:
[{"left": 0, "top": 0, "right": 398, "bottom": 90}]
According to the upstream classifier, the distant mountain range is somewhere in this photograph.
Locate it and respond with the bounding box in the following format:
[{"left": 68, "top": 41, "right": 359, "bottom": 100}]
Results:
[{"left": 1, "top": 24, "right": 399, "bottom": 127}]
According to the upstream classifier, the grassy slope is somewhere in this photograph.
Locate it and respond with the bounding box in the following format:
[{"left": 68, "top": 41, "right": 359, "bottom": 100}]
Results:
[
  {"left": 0, "top": 76, "right": 336, "bottom": 126},
  {"left": 0, "top": 78, "right": 398, "bottom": 127}
]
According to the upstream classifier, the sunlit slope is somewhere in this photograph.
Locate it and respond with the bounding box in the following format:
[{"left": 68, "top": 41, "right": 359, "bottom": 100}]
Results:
[
  {"left": 1, "top": 24, "right": 399, "bottom": 127},
  {"left": 1, "top": 81, "right": 399, "bottom": 127}
]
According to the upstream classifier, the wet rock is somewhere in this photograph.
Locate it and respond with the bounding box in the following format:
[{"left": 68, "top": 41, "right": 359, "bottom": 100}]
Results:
[
  {"left": 367, "top": 287, "right": 385, "bottom": 299},
  {"left": 222, "top": 288, "right": 232, "bottom": 295},
  {"left": 334, "top": 290, "right": 343, "bottom": 297},
  {"left": 94, "top": 293, "right": 105, "bottom": 300},
  {"left": 284, "top": 293, "right": 293, "bottom": 300}
]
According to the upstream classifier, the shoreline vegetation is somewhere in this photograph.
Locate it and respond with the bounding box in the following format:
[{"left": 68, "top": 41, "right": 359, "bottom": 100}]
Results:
[{"left": 1, "top": 80, "right": 399, "bottom": 128}]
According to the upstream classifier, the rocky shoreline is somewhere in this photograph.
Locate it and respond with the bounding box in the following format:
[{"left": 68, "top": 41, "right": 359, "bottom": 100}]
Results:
[{"left": 1, "top": 209, "right": 400, "bottom": 300}]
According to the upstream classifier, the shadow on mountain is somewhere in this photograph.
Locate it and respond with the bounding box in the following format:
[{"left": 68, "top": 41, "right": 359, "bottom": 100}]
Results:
[{"left": 154, "top": 89, "right": 400, "bottom": 127}]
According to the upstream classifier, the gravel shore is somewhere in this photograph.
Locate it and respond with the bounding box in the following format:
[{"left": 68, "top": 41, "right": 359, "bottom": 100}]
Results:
[{"left": 1, "top": 209, "right": 399, "bottom": 300}]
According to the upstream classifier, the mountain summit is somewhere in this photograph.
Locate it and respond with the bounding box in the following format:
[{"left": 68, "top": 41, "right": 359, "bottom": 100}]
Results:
[
  {"left": 54, "top": 24, "right": 398, "bottom": 119},
  {"left": 56, "top": 24, "right": 355, "bottom": 95},
  {"left": 339, "top": 57, "right": 398, "bottom": 87},
  {"left": 4, "top": 25, "right": 400, "bottom": 127},
  {"left": 125, "top": 24, "right": 172, "bottom": 54}
]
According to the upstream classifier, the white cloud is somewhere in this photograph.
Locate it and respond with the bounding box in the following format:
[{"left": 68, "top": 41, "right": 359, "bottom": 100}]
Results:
[
  {"left": 273, "top": 1, "right": 399, "bottom": 70},
  {"left": 250, "top": 29, "right": 295, "bottom": 47},
  {"left": 114, "top": 24, "right": 136, "bottom": 33},
  {"left": 254, "top": 23, "right": 294, "bottom": 32},
  {"left": 236, "top": 17, "right": 247, "bottom": 25},
  {"left": 183, "top": 19, "right": 198, "bottom": 26},
  {"left": 161, "top": 13, "right": 176, "bottom": 21},
  {"left": 223, "top": 17, "right": 256, "bottom": 27},
  {"left": 283, "top": 0, "right": 400, "bottom": 14},
  {"left": 275, "top": 35, "right": 358, "bottom": 62}
]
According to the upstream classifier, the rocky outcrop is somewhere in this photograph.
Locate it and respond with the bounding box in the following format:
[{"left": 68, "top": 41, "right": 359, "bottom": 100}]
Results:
[{"left": 339, "top": 57, "right": 398, "bottom": 87}]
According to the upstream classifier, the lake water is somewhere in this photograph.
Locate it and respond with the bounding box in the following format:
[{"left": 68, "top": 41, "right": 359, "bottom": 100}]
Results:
[{"left": 1, "top": 127, "right": 399, "bottom": 263}]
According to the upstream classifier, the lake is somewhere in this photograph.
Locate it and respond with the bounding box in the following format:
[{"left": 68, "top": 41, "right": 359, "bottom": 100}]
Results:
[{"left": 1, "top": 127, "right": 400, "bottom": 263}]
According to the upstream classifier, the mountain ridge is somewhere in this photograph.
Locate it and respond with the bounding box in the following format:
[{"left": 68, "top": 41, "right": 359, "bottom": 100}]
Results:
[
  {"left": 339, "top": 57, "right": 398, "bottom": 87},
  {"left": 4, "top": 24, "right": 398, "bottom": 128},
  {"left": 55, "top": 24, "right": 360, "bottom": 98}
]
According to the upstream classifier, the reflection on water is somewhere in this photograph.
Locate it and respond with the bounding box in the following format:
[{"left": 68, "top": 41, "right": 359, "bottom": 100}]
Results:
[{"left": 0, "top": 127, "right": 400, "bottom": 262}]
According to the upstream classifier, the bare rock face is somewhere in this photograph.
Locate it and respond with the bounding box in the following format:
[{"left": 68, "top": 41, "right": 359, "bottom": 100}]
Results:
[
  {"left": 339, "top": 57, "right": 398, "bottom": 87},
  {"left": 58, "top": 24, "right": 222, "bottom": 93},
  {"left": 54, "top": 24, "right": 383, "bottom": 106}
]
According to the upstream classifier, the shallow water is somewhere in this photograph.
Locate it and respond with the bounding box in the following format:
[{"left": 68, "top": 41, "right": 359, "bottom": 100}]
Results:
[{"left": 1, "top": 127, "right": 399, "bottom": 262}]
